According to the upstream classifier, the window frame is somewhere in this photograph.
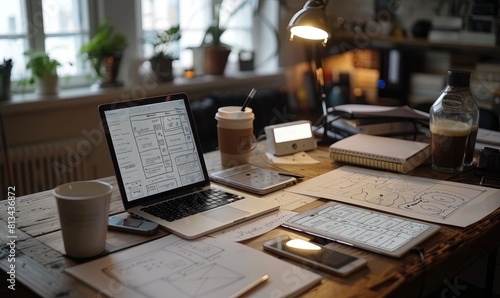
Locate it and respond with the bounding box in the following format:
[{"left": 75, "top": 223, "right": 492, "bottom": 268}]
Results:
[
  {"left": 8, "top": 0, "right": 97, "bottom": 93},
  {"left": 6, "top": 0, "right": 280, "bottom": 95},
  {"left": 139, "top": 0, "right": 277, "bottom": 74}
]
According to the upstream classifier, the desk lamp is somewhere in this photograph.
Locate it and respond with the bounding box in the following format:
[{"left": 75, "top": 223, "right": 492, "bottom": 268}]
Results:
[{"left": 288, "top": 0, "right": 336, "bottom": 145}]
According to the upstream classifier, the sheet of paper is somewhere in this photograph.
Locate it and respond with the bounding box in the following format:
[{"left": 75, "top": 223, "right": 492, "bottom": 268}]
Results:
[
  {"left": 265, "top": 151, "right": 320, "bottom": 164},
  {"left": 208, "top": 190, "right": 318, "bottom": 241},
  {"left": 477, "top": 128, "right": 500, "bottom": 146},
  {"left": 476, "top": 141, "right": 500, "bottom": 151},
  {"left": 209, "top": 209, "right": 296, "bottom": 242},
  {"left": 333, "top": 104, "right": 429, "bottom": 120},
  {"left": 261, "top": 189, "right": 317, "bottom": 210},
  {"left": 285, "top": 166, "right": 500, "bottom": 227},
  {"left": 65, "top": 235, "right": 321, "bottom": 298}
]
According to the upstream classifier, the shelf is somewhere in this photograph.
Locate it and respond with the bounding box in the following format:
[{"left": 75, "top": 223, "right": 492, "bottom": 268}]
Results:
[
  {"left": 329, "top": 30, "right": 500, "bottom": 55},
  {"left": 0, "top": 69, "right": 286, "bottom": 115}
]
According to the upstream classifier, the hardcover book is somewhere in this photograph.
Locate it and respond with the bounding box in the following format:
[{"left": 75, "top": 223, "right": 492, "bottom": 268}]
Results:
[{"left": 340, "top": 118, "right": 421, "bottom": 136}]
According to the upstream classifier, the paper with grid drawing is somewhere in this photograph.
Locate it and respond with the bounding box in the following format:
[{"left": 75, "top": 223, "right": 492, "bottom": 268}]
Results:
[
  {"left": 285, "top": 166, "right": 500, "bottom": 227},
  {"left": 65, "top": 234, "right": 321, "bottom": 298}
]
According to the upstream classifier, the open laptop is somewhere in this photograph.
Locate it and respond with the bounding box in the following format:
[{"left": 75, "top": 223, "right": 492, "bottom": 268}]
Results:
[{"left": 98, "top": 93, "right": 279, "bottom": 239}]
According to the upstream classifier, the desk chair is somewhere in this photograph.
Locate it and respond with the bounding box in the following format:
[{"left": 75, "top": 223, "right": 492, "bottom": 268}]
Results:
[{"left": 413, "top": 102, "right": 500, "bottom": 131}]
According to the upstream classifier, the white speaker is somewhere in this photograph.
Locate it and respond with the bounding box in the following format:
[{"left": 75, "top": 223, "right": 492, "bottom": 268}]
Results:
[{"left": 265, "top": 120, "right": 317, "bottom": 156}]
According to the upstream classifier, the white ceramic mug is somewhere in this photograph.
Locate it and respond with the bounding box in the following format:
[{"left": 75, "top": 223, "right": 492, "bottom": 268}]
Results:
[
  {"left": 53, "top": 180, "right": 113, "bottom": 258},
  {"left": 215, "top": 106, "right": 257, "bottom": 168}
]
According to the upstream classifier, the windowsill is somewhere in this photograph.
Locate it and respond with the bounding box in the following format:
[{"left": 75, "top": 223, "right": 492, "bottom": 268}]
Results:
[{"left": 0, "top": 68, "right": 287, "bottom": 114}]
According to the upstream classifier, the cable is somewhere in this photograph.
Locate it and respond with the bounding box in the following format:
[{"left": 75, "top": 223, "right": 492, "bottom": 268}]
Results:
[
  {"left": 411, "top": 246, "right": 426, "bottom": 298},
  {"left": 256, "top": 133, "right": 267, "bottom": 142}
]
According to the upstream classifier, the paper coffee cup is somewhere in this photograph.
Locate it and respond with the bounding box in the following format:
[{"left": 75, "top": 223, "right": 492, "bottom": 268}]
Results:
[
  {"left": 215, "top": 106, "right": 256, "bottom": 168},
  {"left": 53, "top": 180, "right": 113, "bottom": 258}
]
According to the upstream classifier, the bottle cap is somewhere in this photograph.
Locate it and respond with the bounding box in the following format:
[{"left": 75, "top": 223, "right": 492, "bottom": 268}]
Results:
[{"left": 447, "top": 70, "right": 470, "bottom": 87}]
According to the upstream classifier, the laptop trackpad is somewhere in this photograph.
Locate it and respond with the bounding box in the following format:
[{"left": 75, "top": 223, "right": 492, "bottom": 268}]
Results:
[{"left": 202, "top": 206, "right": 249, "bottom": 223}]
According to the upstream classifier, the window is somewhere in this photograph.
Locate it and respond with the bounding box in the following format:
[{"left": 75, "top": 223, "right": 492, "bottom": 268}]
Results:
[
  {"left": 141, "top": 0, "right": 181, "bottom": 59},
  {"left": 0, "top": 0, "right": 278, "bottom": 95},
  {"left": 0, "top": 0, "right": 28, "bottom": 80},
  {"left": 41, "top": 0, "right": 90, "bottom": 80},
  {"left": 140, "top": 0, "right": 253, "bottom": 72},
  {"left": 0, "top": 0, "right": 90, "bottom": 88}
]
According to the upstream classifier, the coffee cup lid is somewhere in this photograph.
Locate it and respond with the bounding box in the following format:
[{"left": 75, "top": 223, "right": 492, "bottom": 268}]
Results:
[
  {"left": 53, "top": 180, "right": 113, "bottom": 200},
  {"left": 215, "top": 106, "right": 254, "bottom": 120}
]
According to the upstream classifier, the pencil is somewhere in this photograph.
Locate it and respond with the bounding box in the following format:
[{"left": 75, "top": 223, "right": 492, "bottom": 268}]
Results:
[{"left": 231, "top": 274, "right": 269, "bottom": 298}]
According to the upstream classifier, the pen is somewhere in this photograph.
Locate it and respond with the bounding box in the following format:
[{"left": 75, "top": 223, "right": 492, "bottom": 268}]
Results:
[
  {"left": 241, "top": 88, "right": 257, "bottom": 112},
  {"left": 231, "top": 274, "right": 269, "bottom": 298},
  {"left": 278, "top": 172, "right": 304, "bottom": 179}
]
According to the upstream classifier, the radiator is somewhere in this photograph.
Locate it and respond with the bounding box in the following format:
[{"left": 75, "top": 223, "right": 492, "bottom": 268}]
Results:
[{"left": 1, "top": 138, "right": 95, "bottom": 197}]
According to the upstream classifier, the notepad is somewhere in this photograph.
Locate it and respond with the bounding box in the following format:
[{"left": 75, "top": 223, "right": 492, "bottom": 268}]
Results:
[{"left": 329, "top": 134, "right": 431, "bottom": 173}]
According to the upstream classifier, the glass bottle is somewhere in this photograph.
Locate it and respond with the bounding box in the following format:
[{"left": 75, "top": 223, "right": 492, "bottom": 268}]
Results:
[
  {"left": 430, "top": 70, "right": 475, "bottom": 173},
  {"left": 450, "top": 71, "right": 479, "bottom": 166}
]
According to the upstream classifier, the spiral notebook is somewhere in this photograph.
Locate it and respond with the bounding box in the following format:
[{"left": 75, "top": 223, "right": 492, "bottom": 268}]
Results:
[{"left": 329, "top": 134, "right": 431, "bottom": 174}]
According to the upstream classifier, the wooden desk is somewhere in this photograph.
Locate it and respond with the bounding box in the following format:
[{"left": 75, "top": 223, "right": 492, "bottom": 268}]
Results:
[{"left": 1, "top": 143, "right": 499, "bottom": 297}]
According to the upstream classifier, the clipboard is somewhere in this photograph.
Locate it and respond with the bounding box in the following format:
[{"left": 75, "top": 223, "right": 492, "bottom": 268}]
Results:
[{"left": 209, "top": 165, "right": 298, "bottom": 195}]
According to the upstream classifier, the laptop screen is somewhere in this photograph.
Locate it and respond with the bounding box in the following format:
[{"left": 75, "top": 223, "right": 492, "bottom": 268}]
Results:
[{"left": 100, "top": 94, "right": 209, "bottom": 205}]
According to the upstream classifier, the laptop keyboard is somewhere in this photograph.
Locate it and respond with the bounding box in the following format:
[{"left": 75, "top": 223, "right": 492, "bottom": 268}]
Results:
[{"left": 141, "top": 189, "right": 245, "bottom": 222}]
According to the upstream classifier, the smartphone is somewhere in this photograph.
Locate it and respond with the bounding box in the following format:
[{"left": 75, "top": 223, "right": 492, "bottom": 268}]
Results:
[
  {"left": 108, "top": 216, "right": 159, "bottom": 235},
  {"left": 263, "top": 235, "right": 367, "bottom": 276},
  {"left": 209, "top": 165, "right": 297, "bottom": 195}
]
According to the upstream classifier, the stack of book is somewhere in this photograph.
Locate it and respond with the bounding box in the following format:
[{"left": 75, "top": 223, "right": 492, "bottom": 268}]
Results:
[
  {"left": 324, "top": 104, "right": 429, "bottom": 138},
  {"left": 332, "top": 117, "right": 420, "bottom": 136},
  {"left": 428, "top": 16, "right": 463, "bottom": 42}
]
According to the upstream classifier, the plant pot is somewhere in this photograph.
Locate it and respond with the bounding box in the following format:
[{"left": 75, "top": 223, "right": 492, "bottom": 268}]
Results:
[
  {"left": 149, "top": 57, "right": 174, "bottom": 82},
  {"left": 90, "top": 53, "right": 123, "bottom": 88},
  {"left": 0, "top": 67, "right": 11, "bottom": 101},
  {"left": 204, "top": 46, "right": 231, "bottom": 75},
  {"left": 35, "top": 74, "right": 58, "bottom": 96}
]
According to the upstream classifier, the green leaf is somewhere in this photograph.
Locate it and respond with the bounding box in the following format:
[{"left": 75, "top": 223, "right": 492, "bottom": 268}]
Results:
[{"left": 23, "top": 51, "right": 61, "bottom": 79}]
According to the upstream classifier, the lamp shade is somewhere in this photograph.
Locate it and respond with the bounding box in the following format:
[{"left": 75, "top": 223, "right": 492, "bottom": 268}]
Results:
[{"left": 288, "top": 0, "right": 331, "bottom": 44}]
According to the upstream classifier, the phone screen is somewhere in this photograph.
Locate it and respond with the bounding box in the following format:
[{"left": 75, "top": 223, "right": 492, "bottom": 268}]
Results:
[
  {"left": 269, "top": 238, "right": 357, "bottom": 269},
  {"left": 122, "top": 218, "right": 144, "bottom": 228}
]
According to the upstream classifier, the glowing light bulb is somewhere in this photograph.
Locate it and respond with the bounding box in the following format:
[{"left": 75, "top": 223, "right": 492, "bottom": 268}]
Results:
[{"left": 290, "top": 26, "right": 329, "bottom": 41}]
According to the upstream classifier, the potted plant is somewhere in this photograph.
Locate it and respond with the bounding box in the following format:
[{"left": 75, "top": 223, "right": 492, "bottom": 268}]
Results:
[
  {"left": 22, "top": 51, "right": 61, "bottom": 95},
  {"left": 80, "top": 17, "right": 127, "bottom": 87},
  {"left": 200, "top": 0, "right": 232, "bottom": 75},
  {"left": 0, "top": 58, "right": 12, "bottom": 100},
  {"left": 200, "top": 0, "right": 278, "bottom": 75},
  {"left": 149, "top": 25, "right": 181, "bottom": 82}
]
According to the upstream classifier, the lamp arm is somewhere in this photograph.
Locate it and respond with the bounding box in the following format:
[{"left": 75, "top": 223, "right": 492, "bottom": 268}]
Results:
[
  {"left": 315, "top": 56, "right": 327, "bottom": 116},
  {"left": 312, "top": 44, "right": 332, "bottom": 145}
]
